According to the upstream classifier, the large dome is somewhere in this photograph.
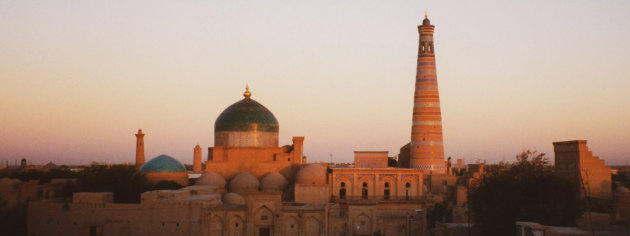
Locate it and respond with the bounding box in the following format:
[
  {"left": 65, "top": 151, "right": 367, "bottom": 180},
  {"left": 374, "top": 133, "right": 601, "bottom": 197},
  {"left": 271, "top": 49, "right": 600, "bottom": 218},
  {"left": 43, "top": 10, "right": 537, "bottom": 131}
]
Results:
[
  {"left": 140, "top": 155, "right": 186, "bottom": 173},
  {"left": 214, "top": 86, "right": 279, "bottom": 147}
]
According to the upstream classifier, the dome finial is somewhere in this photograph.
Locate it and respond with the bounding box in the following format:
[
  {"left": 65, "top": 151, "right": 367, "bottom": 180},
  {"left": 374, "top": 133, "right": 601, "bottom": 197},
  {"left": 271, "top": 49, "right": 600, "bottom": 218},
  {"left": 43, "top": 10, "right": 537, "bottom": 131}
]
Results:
[
  {"left": 422, "top": 11, "right": 431, "bottom": 25},
  {"left": 243, "top": 84, "right": 251, "bottom": 98}
]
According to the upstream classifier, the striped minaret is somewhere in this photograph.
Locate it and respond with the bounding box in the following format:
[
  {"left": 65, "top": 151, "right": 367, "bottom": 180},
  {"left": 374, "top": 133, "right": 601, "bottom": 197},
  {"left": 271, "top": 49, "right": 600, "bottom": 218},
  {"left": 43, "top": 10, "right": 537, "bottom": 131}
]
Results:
[{"left": 410, "top": 14, "right": 445, "bottom": 174}]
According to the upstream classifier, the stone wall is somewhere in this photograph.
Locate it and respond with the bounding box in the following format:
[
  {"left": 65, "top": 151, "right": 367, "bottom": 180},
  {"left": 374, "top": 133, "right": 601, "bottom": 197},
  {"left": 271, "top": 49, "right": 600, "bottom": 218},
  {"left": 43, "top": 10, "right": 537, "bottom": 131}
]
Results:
[
  {"left": 294, "top": 184, "right": 329, "bottom": 204},
  {"left": 554, "top": 140, "right": 612, "bottom": 199},
  {"left": 354, "top": 151, "right": 388, "bottom": 168}
]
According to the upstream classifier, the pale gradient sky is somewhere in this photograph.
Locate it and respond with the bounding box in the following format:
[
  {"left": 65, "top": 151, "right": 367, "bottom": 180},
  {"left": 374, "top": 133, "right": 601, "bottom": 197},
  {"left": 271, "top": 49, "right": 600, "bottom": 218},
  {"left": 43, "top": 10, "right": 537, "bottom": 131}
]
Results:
[{"left": 1, "top": 1, "right": 629, "bottom": 166}]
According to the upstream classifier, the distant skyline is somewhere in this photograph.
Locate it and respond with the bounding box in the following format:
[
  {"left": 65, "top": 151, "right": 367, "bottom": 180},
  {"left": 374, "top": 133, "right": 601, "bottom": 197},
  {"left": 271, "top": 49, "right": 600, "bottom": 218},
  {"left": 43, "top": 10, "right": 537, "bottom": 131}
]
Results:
[{"left": 1, "top": 1, "right": 629, "bottom": 165}]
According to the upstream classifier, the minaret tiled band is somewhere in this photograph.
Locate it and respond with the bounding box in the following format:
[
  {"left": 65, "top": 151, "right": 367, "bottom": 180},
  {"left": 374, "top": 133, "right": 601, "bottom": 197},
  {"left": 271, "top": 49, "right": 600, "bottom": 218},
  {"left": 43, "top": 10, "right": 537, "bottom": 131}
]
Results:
[{"left": 410, "top": 15, "right": 445, "bottom": 173}]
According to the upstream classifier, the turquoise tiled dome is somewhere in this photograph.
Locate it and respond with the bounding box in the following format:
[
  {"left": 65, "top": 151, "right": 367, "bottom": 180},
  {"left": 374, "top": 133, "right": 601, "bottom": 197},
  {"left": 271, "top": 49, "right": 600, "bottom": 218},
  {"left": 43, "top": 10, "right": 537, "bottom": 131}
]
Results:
[
  {"left": 140, "top": 155, "right": 186, "bottom": 173},
  {"left": 215, "top": 98, "right": 279, "bottom": 133}
]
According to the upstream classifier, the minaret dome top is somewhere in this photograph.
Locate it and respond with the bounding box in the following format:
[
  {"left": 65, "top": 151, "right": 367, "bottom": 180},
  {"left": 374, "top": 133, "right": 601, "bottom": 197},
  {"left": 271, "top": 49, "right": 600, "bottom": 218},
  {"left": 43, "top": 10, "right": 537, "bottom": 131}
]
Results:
[{"left": 422, "top": 12, "right": 431, "bottom": 26}]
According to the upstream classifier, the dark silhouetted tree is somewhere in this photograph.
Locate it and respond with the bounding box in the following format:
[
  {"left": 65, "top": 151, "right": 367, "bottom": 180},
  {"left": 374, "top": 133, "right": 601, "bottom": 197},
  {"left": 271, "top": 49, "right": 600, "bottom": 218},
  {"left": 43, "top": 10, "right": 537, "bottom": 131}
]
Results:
[
  {"left": 468, "top": 150, "right": 582, "bottom": 235},
  {"left": 387, "top": 157, "right": 398, "bottom": 167},
  {"left": 426, "top": 201, "right": 451, "bottom": 229},
  {"left": 154, "top": 180, "right": 183, "bottom": 190},
  {"left": 76, "top": 164, "right": 153, "bottom": 203}
]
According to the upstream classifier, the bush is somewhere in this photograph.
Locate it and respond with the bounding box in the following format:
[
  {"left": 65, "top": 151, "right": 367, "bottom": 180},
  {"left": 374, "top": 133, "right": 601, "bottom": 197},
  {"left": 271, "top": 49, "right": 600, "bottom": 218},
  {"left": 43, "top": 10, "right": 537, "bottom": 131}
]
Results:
[{"left": 468, "top": 150, "right": 582, "bottom": 235}]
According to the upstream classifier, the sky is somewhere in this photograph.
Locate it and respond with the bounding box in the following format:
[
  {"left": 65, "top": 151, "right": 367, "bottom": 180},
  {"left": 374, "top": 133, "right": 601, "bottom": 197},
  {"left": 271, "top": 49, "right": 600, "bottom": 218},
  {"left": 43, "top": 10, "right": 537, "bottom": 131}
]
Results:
[{"left": 1, "top": 0, "right": 629, "bottom": 166}]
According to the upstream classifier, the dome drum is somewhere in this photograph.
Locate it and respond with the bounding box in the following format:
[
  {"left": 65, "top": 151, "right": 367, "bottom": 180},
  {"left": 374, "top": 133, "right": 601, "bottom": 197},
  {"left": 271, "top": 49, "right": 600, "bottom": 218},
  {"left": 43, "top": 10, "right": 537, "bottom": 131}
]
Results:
[{"left": 215, "top": 131, "right": 278, "bottom": 147}]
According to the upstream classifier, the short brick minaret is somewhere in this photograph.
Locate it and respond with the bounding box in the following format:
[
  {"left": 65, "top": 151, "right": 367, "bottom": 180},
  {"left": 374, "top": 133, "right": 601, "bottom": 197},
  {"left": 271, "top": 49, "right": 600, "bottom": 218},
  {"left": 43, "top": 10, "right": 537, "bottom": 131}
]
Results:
[
  {"left": 135, "top": 129, "right": 145, "bottom": 170},
  {"left": 410, "top": 14, "right": 446, "bottom": 174},
  {"left": 193, "top": 144, "right": 202, "bottom": 173}
]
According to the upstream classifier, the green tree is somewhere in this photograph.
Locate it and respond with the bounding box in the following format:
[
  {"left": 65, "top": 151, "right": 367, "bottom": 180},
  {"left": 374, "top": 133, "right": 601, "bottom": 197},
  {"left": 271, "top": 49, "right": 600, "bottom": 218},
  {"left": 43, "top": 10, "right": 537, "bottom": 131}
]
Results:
[
  {"left": 468, "top": 150, "right": 582, "bottom": 235},
  {"left": 426, "top": 201, "right": 452, "bottom": 229},
  {"left": 76, "top": 164, "right": 154, "bottom": 203}
]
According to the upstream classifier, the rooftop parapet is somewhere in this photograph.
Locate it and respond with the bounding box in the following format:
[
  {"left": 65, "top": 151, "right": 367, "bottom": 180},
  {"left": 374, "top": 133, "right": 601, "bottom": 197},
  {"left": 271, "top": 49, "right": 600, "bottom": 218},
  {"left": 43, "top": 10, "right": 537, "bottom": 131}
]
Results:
[{"left": 72, "top": 192, "right": 113, "bottom": 204}]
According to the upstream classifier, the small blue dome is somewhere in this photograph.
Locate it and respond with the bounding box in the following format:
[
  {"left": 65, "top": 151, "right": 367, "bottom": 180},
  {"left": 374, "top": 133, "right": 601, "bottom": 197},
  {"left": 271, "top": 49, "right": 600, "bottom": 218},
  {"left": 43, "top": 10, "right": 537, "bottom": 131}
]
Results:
[{"left": 140, "top": 155, "right": 186, "bottom": 172}]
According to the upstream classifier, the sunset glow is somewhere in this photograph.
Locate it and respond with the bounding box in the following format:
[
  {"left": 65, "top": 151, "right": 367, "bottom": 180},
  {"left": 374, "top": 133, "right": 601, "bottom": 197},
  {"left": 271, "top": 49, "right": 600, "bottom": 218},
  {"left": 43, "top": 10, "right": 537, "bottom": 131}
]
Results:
[{"left": 1, "top": 1, "right": 629, "bottom": 165}]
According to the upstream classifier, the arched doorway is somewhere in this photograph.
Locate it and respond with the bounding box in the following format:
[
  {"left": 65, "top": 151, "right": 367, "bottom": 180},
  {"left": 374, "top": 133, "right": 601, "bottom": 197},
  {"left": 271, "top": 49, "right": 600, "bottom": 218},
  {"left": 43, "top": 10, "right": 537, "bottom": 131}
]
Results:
[
  {"left": 254, "top": 206, "right": 273, "bottom": 236},
  {"left": 340, "top": 182, "right": 347, "bottom": 199},
  {"left": 228, "top": 216, "right": 244, "bottom": 236}
]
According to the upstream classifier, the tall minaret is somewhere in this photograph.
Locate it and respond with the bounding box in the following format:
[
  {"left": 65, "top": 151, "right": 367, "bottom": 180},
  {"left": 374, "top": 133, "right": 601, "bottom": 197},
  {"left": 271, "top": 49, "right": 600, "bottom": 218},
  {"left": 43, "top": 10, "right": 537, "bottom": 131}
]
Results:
[
  {"left": 135, "top": 129, "right": 146, "bottom": 169},
  {"left": 410, "top": 13, "right": 446, "bottom": 174},
  {"left": 193, "top": 144, "right": 202, "bottom": 173}
]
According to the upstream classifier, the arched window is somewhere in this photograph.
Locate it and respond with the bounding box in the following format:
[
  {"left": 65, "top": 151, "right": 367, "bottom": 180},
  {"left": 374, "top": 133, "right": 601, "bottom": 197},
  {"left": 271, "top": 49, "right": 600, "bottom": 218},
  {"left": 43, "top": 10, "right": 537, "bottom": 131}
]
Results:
[
  {"left": 384, "top": 182, "right": 390, "bottom": 200},
  {"left": 362, "top": 182, "right": 368, "bottom": 199},
  {"left": 405, "top": 182, "right": 411, "bottom": 200},
  {"left": 339, "top": 182, "right": 346, "bottom": 200}
]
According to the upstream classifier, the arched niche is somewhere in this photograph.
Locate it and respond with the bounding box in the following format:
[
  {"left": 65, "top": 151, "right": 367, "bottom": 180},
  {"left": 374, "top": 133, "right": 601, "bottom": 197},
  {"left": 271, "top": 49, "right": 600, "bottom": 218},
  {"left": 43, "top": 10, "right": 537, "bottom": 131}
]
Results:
[
  {"left": 228, "top": 215, "right": 244, "bottom": 236},
  {"left": 209, "top": 215, "right": 224, "bottom": 236},
  {"left": 284, "top": 216, "right": 299, "bottom": 236},
  {"left": 354, "top": 213, "right": 372, "bottom": 235},
  {"left": 254, "top": 206, "right": 274, "bottom": 226},
  {"left": 304, "top": 216, "right": 320, "bottom": 236}
]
